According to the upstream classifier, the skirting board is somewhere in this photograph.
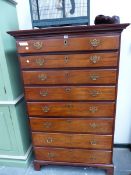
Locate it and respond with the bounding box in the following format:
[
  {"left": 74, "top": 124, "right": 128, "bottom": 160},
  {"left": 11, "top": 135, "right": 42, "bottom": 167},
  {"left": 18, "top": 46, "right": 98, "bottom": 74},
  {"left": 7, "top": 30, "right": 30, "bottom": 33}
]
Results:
[
  {"left": 0, "top": 152, "right": 32, "bottom": 168},
  {"left": 114, "top": 144, "right": 131, "bottom": 149},
  {"left": 0, "top": 145, "right": 32, "bottom": 168},
  {"left": 0, "top": 145, "right": 32, "bottom": 160}
]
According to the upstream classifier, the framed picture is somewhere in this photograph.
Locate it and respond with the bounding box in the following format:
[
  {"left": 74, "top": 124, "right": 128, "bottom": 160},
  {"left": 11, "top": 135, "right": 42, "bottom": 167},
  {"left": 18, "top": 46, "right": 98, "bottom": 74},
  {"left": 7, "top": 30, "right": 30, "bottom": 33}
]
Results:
[{"left": 29, "top": 0, "right": 90, "bottom": 28}]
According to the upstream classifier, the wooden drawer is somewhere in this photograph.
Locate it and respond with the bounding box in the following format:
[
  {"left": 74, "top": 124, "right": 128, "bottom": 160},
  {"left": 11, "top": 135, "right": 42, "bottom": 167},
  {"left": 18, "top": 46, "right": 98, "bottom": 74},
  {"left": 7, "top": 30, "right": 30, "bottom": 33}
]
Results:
[
  {"left": 17, "top": 35, "right": 119, "bottom": 53},
  {"left": 34, "top": 147, "right": 112, "bottom": 164},
  {"left": 32, "top": 132, "right": 112, "bottom": 149},
  {"left": 23, "top": 69, "right": 117, "bottom": 85},
  {"left": 19, "top": 52, "right": 118, "bottom": 69},
  {"left": 30, "top": 118, "right": 114, "bottom": 134},
  {"left": 25, "top": 86, "right": 115, "bottom": 101},
  {"left": 27, "top": 102, "right": 115, "bottom": 117}
]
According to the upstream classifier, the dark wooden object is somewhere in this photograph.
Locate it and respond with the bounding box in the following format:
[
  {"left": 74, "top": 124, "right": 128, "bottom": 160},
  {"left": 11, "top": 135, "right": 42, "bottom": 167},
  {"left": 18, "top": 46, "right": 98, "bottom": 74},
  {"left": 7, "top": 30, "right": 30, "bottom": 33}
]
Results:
[
  {"left": 8, "top": 23, "right": 129, "bottom": 175},
  {"left": 94, "top": 15, "right": 120, "bottom": 25}
]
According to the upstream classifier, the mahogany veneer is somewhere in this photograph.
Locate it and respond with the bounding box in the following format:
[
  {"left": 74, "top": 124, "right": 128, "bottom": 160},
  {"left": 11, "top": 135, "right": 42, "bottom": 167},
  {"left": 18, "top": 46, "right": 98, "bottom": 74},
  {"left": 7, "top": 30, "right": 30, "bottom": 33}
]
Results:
[
  {"left": 25, "top": 86, "right": 116, "bottom": 101},
  {"left": 34, "top": 147, "right": 112, "bottom": 164},
  {"left": 22, "top": 69, "right": 117, "bottom": 85},
  {"left": 27, "top": 102, "right": 115, "bottom": 117},
  {"left": 8, "top": 23, "right": 129, "bottom": 175},
  {"left": 16, "top": 35, "right": 119, "bottom": 53},
  {"left": 20, "top": 52, "right": 118, "bottom": 69},
  {"left": 30, "top": 117, "right": 114, "bottom": 134}
]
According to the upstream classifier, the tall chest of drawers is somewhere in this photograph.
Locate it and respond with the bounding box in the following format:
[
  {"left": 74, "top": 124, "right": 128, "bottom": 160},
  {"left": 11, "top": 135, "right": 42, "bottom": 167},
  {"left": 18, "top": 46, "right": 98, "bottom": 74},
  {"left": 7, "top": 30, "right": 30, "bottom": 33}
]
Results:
[{"left": 8, "top": 24, "right": 129, "bottom": 175}]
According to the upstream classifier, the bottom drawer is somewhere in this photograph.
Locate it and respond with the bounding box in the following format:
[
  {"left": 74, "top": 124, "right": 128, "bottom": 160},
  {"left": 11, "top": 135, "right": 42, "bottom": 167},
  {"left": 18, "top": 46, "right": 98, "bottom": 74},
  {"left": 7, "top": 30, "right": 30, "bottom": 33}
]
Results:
[{"left": 34, "top": 147, "right": 112, "bottom": 164}]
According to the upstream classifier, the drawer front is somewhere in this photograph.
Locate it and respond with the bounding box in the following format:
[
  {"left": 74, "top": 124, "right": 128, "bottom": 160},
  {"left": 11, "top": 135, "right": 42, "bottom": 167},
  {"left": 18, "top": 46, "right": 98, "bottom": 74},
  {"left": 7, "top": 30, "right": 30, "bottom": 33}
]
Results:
[
  {"left": 17, "top": 35, "right": 119, "bottom": 53},
  {"left": 27, "top": 102, "right": 115, "bottom": 117},
  {"left": 32, "top": 133, "right": 112, "bottom": 149},
  {"left": 30, "top": 118, "right": 114, "bottom": 134},
  {"left": 25, "top": 86, "right": 115, "bottom": 101},
  {"left": 20, "top": 52, "right": 118, "bottom": 69},
  {"left": 23, "top": 69, "right": 117, "bottom": 85},
  {"left": 34, "top": 147, "right": 112, "bottom": 164}
]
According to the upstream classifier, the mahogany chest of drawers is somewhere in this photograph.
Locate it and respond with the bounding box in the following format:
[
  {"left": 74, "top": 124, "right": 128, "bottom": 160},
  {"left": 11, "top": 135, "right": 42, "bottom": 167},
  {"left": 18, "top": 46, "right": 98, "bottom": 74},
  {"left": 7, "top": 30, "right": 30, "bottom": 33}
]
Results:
[{"left": 8, "top": 24, "right": 129, "bottom": 175}]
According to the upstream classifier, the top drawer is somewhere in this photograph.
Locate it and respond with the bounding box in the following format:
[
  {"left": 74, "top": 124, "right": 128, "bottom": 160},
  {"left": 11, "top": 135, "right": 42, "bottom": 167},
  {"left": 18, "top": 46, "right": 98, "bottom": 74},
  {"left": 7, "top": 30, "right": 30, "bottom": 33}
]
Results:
[{"left": 17, "top": 35, "right": 120, "bottom": 53}]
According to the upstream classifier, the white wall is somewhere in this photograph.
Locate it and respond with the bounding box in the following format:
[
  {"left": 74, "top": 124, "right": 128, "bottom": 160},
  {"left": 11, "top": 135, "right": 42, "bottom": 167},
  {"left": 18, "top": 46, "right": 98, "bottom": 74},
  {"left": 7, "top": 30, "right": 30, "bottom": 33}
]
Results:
[
  {"left": 16, "top": 0, "right": 131, "bottom": 144},
  {"left": 16, "top": 0, "right": 32, "bottom": 29}
]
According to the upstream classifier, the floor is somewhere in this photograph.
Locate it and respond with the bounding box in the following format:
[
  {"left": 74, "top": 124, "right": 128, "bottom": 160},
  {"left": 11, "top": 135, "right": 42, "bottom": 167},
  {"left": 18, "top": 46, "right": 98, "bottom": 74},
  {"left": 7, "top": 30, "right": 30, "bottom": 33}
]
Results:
[{"left": 0, "top": 148, "right": 131, "bottom": 175}]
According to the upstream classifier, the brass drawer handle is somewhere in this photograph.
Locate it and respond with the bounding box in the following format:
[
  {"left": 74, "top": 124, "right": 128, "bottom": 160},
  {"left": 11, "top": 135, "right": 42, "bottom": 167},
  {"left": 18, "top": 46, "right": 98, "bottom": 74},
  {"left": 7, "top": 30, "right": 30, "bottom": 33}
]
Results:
[
  {"left": 33, "top": 41, "right": 43, "bottom": 49},
  {"left": 38, "top": 74, "right": 47, "bottom": 81},
  {"left": 36, "top": 58, "right": 45, "bottom": 66},
  {"left": 90, "top": 156, "right": 96, "bottom": 161},
  {"left": 65, "top": 72, "right": 70, "bottom": 79},
  {"left": 90, "top": 74, "right": 99, "bottom": 81},
  {"left": 89, "top": 55, "right": 100, "bottom": 64},
  {"left": 46, "top": 137, "right": 53, "bottom": 143},
  {"left": 48, "top": 152, "right": 56, "bottom": 158},
  {"left": 40, "top": 90, "right": 48, "bottom": 97},
  {"left": 90, "top": 39, "right": 100, "bottom": 47},
  {"left": 42, "top": 106, "right": 50, "bottom": 113},
  {"left": 66, "top": 119, "right": 72, "bottom": 123},
  {"left": 64, "top": 56, "right": 69, "bottom": 63},
  {"left": 89, "top": 90, "right": 101, "bottom": 97},
  {"left": 64, "top": 39, "right": 68, "bottom": 46},
  {"left": 65, "top": 87, "right": 71, "bottom": 93},
  {"left": 89, "top": 106, "right": 98, "bottom": 113},
  {"left": 90, "top": 140, "right": 97, "bottom": 145},
  {"left": 89, "top": 123, "right": 98, "bottom": 128},
  {"left": 43, "top": 122, "right": 52, "bottom": 128},
  {"left": 65, "top": 103, "right": 73, "bottom": 108}
]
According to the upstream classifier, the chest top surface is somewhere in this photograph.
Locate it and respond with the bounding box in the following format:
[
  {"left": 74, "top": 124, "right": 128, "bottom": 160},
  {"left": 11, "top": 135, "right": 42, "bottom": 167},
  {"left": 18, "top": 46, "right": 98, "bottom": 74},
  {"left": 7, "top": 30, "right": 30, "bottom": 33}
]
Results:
[{"left": 8, "top": 23, "right": 129, "bottom": 38}]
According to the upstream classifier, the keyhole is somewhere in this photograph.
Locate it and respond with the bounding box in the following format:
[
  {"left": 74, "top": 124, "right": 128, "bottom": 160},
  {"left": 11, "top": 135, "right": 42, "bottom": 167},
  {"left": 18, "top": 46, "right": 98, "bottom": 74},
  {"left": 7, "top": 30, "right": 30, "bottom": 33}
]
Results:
[
  {"left": 64, "top": 39, "right": 68, "bottom": 46},
  {"left": 65, "top": 72, "right": 70, "bottom": 78},
  {"left": 64, "top": 56, "right": 69, "bottom": 63}
]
